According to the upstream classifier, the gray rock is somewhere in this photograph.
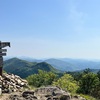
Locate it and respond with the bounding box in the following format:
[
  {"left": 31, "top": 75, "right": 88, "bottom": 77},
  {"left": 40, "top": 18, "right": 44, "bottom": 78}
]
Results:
[
  {"left": 0, "top": 73, "right": 28, "bottom": 93},
  {"left": 34, "top": 86, "right": 71, "bottom": 100},
  {"left": 0, "top": 88, "right": 2, "bottom": 95},
  {"left": 22, "top": 91, "right": 34, "bottom": 97},
  {"left": 60, "top": 95, "right": 70, "bottom": 100}
]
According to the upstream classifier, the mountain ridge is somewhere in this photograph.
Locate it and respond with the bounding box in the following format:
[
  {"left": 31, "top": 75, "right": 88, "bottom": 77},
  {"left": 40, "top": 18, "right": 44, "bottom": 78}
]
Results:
[
  {"left": 4, "top": 57, "right": 100, "bottom": 73},
  {"left": 3, "top": 58, "right": 59, "bottom": 78}
]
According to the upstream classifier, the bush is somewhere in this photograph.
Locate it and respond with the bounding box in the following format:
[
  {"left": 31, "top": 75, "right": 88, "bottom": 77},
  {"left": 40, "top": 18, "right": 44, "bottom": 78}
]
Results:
[
  {"left": 53, "top": 74, "right": 78, "bottom": 93},
  {"left": 77, "top": 72, "right": 100, "bottom": 99},
  {"left": 26, "top": 70, "right": 57, "bottom": 87}
]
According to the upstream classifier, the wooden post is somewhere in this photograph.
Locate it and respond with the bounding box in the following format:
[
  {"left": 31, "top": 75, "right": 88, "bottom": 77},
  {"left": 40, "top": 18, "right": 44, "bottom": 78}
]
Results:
[
  {"left": 0, "top": 41, "right": 10, "bottom": 76},
  {"left": 0, "top": 41, "right": 2, "bottom": 76},
  {"left": 0, "top": 57, "right": 3, "bottom": 76}
]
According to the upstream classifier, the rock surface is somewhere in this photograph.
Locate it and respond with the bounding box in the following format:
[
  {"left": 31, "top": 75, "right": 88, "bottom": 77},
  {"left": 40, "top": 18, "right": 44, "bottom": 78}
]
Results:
[{"left": 3, "top": 87, "right": 85, "bottom": 100}]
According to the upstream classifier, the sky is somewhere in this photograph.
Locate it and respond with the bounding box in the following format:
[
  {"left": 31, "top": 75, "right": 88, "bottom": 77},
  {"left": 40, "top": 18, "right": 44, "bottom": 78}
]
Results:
[{"left": 1, "top": 0, "right": 100, "bottom": 59}]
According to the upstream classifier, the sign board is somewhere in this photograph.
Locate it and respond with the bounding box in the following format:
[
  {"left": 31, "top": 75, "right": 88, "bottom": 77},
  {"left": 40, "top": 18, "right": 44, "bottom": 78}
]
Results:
[
  {"left": 0, "top": 53, "right": 6, "bottom": 56},
  {"left": 0, "top": 41, "right": 10, "bottom": 75},
  {"left": 0, "top": 49, "right": 7, "bottom": 52},
  {"left": 0, "top": 42, "right": 10, "bottom": 48}
]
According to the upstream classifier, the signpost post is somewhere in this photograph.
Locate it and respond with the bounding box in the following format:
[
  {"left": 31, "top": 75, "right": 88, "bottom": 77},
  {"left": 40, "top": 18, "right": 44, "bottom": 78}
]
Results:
[{"left": 0, "top": 41, "right": 10, "bottom": 76}]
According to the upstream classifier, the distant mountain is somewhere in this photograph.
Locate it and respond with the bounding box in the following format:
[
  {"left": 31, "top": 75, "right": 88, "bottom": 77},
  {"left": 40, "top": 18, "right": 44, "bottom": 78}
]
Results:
[
  {"left": 18, "top": 57, "right": 43, "bottom": 62},
  {"left": 3, "top": 58, "right": 59, "bottom": 78},
  {"left": 4, "top": 56, "right": 43, "bottom": 62},
  {"left": 45, "top": 58, "right": 75, "bottom": 71},
  {"left": 44, "top": 58, "right": 100, "bottom": 71},
  {"left": 4, "top": 57, "right": 100, "bottom": 72},
  {"left": 90, "top": 69, "right": 100, "bottom": 73},
  {"left": 60, "top": 58, "right": 100, "bottom": 70}
]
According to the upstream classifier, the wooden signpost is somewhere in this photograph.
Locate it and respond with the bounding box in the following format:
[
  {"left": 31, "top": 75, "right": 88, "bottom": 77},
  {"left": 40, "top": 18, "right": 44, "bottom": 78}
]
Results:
[
  {"left": 0, "top": 49, "right": 7, "bottom": 52},
  {"left": 0, "top": 41, "right": 10, "bottom": 76}
]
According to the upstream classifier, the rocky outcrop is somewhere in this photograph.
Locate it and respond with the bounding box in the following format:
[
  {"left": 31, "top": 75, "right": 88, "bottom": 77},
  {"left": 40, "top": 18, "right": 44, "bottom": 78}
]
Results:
[
  {"left": 0, "top": 73, "right": 28, "bottom": 93},
  {"left": 34, "top": 86, "right": 86, "bottom": 100},
  {"left": 9, "top": 92, "right": 37, "bottom": 100},
  {"left": 34, "top": 86, "right": 71, "bottom": 100},
  {"left": 8, "top": 86, "right": 86, "bottom": 100}
]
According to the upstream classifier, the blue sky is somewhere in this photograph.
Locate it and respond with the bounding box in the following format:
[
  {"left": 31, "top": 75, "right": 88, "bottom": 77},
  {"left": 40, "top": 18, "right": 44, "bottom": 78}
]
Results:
[{"left": 1, "top": 0, "right": 100, "bottom": 59}]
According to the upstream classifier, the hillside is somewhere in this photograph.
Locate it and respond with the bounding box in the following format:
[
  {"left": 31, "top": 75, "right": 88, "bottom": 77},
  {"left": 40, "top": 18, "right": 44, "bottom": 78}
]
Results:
[{"left": 3, "top": 58, "right": 59, "bottom": 78}]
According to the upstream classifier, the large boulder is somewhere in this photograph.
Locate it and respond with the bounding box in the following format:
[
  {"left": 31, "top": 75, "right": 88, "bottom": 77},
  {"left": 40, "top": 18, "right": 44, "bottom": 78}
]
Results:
[{"left": 34, "top": 86, "right": 71, "bottom": 100}]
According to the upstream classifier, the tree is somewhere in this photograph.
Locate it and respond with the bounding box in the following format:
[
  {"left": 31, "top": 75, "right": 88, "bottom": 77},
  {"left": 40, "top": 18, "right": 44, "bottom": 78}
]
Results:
[
  {"left": 83, "top": 68, "right": 91, "bottom": 74},
  {"left": 97, "top": 70, "right": 100, "bottom": 80},
  {"left": 78, "top": 72, "right": 99, "bottom": 95},
  {"left": 26, "top": 70, "right": 57, "bottom": 87},
  {"left": 53, "top": 74, "right": 78, "bottom": 93},
  {"left": 67, "top": 71, "right": 82, "bottom": 81}
]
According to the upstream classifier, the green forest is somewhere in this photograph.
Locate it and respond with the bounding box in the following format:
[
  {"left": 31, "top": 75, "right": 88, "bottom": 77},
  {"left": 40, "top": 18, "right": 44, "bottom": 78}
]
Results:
[{"left": 26, "top": 69, "right": 100, "bottom": 100}]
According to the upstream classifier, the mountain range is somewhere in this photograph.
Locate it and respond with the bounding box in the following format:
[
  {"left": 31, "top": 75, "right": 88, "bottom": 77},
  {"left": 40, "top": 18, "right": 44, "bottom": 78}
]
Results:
[
  {"left": 3, "top": 57, "right": 100, "bottom": 78},
  {"left": 3, "top": 58, "right": 59, "bottom": 78},
  {"left": 18, "top": 57, "right": 100, "bottom": 71}
]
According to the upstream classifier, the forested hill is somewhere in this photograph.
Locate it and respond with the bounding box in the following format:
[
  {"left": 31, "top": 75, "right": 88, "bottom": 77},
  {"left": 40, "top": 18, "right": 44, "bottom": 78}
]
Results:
[
  {"left": 3, "top": 58, "right": 59, "bottom": 78},
  {"left": 15, "top": 57, "right": 100, "bottom": 71}
]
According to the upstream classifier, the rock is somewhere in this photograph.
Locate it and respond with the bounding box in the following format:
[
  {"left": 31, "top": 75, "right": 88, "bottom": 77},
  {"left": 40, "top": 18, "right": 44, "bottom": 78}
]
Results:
[
  {"left": 0, "top": 88, "right": 2, "bottom": 95},
  {"left": 17, "top": 79, "right": 22, "bottom": 85},
  {"left": 72, "top": 95, "right": 86, "bottom": 100},
  {"left": 34, "top": 86, "right": 71, "bottom": 100},
  {"left": 0, "top": 73, "right": 28, "bottom": 93},
  {"left": 20, "top": 82, "right": 25, "bottom": 86},
  {"left": 4, "top": 86, "right": 86, "bottom": 100},
  {"left": 10, "top": 94, "right": 24, "bottom": 100},
  {"left": 22, "top": 91, "right": 34, "bottom": 97},
  {"left": 9, "top": 92, "right": 37, "bottom": 100},
  {"left": 60, "top": 95, "right": 70, "bottom": 100}
]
